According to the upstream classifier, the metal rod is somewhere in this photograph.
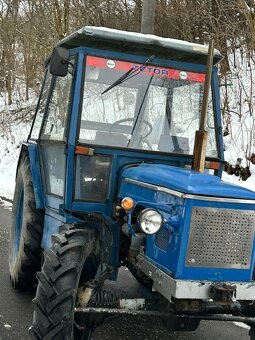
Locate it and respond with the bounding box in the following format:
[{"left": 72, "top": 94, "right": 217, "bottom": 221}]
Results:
[
  {"left": 199, "top": 39, "right": 214, "bottom": 131},
  {"left": 192, "top": 39, "right": 214, "bottom": 172},
  {"left": 187, "top": 313, "right": 255, "bottom": 324},
  {"left": 75, "top": 308, "right": 255, "bottom": 324},
  {"left": 75, "top": 307, "right": 170, "bottom": 316}
]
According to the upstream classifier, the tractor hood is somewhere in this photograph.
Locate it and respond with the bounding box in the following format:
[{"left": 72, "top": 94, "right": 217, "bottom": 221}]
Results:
[{"left": 121, "top": 163, "right": 255, "bottom": 200}]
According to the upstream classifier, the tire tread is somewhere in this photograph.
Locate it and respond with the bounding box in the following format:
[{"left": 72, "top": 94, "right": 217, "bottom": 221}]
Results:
[{"left": 30, "top": 224, "right": 99, "bottom": 339}]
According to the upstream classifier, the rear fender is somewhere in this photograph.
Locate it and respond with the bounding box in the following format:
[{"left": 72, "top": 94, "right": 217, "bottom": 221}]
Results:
[{"left": 17, "top": 143, "right": 45, "bottom": 210}]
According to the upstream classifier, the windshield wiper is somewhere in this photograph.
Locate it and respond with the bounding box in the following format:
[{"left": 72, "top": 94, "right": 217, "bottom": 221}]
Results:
[
  {"left": 127, "top": 73, "right": 154, "bottom": 148},
  {"left": 101, "top": 54, "right": 155, "bottom": 95}
]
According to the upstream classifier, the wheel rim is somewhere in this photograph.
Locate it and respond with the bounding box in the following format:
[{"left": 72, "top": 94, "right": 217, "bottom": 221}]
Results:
[{"left": 15, "top": 186, "right": 24, "bottom": 255}]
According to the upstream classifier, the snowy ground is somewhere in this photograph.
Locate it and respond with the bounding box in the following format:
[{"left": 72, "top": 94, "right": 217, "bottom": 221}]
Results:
[
  {"left": 222, "top": 167, "right": 255, "bottom": 191},
  {"left": 0, "top": 122, "right": 30, "bottom": 200}
]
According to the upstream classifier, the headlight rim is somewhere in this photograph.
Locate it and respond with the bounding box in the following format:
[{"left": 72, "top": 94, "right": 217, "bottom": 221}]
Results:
[{"left": 137, "top": 208, "right": 163, "bottom": 235}]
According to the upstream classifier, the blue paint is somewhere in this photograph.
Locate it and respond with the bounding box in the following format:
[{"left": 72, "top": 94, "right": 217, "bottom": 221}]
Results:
[
  {"left": 121, "top": 163, "right": 255, "bottom": 199},
  {"left": 72, "top": 201, "right": 109, "bottom": 214},
  {"left": 42, "top": 208, "right": 81, "bottom": 249},
  {"left": 66, "top": 52, "right": 84, "bottom": 209},
  {"left": 27, "top": 144, "right": 45, "bottom": 209}
]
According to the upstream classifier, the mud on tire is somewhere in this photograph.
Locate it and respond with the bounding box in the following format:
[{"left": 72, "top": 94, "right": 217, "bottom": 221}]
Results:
[
  {"left": 29, "top": 224, "right": 100, "bottom": 340},
  {"left": 9, "top": 155, "right": 44, "bottom": 290}
]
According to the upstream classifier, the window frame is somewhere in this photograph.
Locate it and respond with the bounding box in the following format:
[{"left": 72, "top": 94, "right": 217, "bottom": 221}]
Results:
[
  {"left": 28, "top": 69, "right": 54, "bottom": 141},
  {"left": 39, "top": 55, "right": 76, "bottom": 142},
  {"left": 78, "top": 53, "right": 219, "bottom": 158}
]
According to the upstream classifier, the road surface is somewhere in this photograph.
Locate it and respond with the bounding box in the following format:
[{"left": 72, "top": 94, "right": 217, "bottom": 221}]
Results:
[{"left": 0, "top": 198, "right": 250, "bottom": 340}]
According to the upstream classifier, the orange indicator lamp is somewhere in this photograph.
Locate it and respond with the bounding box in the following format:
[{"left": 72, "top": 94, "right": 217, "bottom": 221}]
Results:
[{"left": 121, "top": 197, "right": 135, "bottom": 211}]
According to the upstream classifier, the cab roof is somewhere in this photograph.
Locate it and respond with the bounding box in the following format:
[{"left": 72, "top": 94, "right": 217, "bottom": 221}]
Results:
[{"left": 57, "top": 26, "right": 223, "bottom": 65}]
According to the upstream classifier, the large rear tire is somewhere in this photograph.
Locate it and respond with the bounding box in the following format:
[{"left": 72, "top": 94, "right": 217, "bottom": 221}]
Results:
[
  {"left": 29, "top": 224, "right": 100, "bottom": 340},
  {"left": 9, "top": 155, "right": 44, "bottom": 290}
]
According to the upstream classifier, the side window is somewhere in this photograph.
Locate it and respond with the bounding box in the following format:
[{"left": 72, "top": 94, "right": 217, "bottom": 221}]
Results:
[
  {"left": 41, "top": 144, "right": 66, "bottom": 197},
  {"left": 30, "top": 70, "right": 52, "bottom": 140},
  {"left": 75, "top": 155, "right": 112, "bottom": 202},
  {"left": 41, "top": 58, "right": 75, "bottom": 140},
  {"left": 40, "top": 57, "right": 75, "bottom": 198}
]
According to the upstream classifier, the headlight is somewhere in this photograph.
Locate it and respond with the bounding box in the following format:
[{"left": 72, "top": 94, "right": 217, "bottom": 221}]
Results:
[{"left": 138, "top": 209, "right": 163, "bottom": 235}]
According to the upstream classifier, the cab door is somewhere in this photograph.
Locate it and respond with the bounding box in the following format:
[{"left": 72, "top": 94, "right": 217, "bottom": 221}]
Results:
[{"left": 38, "top": 58, "right": 75, "bottom": 212}]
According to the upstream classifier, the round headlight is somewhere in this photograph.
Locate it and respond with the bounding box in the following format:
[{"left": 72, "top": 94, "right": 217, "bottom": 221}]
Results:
[{"left": 138, "top": 209, "right": 163, "bottom": 235}]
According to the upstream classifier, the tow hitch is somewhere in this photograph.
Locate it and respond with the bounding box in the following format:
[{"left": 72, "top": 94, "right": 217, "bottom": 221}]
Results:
[{"left": 209, "top": 283, "right": 237, "bottom": 303}]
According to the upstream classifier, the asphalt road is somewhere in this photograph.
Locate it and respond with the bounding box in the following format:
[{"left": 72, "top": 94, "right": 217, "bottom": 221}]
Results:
[{"left": 0, "top": 199, "right": 251, "bottom": 340}]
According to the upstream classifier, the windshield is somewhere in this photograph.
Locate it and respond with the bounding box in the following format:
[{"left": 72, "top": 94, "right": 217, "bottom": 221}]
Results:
[{"left": 79, "top": 56, "right": 217, "bottom": 157}]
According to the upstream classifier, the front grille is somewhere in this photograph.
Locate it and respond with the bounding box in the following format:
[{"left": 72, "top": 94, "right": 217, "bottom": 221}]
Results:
[
  {"left": 186, "top": 207, "right": 255, "bottom": 269},
  {"left": 155, "top": 227, "right": 171, "bottom": 251}
]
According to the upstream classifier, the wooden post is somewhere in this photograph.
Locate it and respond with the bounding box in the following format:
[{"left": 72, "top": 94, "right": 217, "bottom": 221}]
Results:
[
  {"left": 141, "top": 0, "right": 156, "bottom": 34},
  {"left": 192, "top": 39, "right": 214, "bottom": 172}
]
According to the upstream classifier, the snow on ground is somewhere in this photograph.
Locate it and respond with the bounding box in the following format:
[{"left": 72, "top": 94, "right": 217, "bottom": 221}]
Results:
[
  {"left": 0, "top": 84, "right": 36, "bottom": 200},
  {"left": 222, "top": 163, "right": 255, "bottom": 192},
  {"left": 0, "top": 121, "right": 30, "bottom": 199}
]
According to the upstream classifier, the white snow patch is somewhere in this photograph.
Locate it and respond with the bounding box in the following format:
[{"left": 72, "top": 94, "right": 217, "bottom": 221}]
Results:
[
  {"left": 0, "top": 199, "right": 12, "bottom": 210},
  {"left": 222, "top": 168, "right": 255, "bottom": 192},
  {"left": 0, "top": 122, "right": 30, "bottom": 200},
  {"left": 234, "top": 322, "right": 250, "bottom": 330},
  {"left": 4, "top": 323, "right": 12, "bottom": 329}
]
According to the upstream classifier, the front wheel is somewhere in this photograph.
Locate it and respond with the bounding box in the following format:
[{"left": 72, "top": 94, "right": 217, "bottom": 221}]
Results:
[{"left": 29, "top": 223, "right": 100, "bottom": 340}]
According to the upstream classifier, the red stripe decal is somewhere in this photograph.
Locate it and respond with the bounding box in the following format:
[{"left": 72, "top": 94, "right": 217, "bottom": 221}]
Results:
[{"left": 86, "top": 56, "right": 205, "bottom": 83}]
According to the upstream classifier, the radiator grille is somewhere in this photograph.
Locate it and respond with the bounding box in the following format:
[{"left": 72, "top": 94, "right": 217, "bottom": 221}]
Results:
[
  {"left": 155, "top": 228, "right": 171, "bottom": 251},
  {"left": 186, "top": 207, "right": 255, "bottom": 269}
]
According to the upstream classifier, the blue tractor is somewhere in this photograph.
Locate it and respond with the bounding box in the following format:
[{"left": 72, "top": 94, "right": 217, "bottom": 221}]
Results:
[{"left": 9, "top": 27, "right": 255, "bottom": 339}]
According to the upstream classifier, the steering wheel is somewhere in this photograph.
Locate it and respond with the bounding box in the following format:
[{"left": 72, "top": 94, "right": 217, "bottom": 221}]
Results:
[{"left": 109, "top": 118, "right": 152, "bottom": 138}]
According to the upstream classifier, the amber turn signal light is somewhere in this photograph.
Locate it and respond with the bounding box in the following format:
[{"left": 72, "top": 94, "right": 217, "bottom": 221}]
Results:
[{"left": 121, "top": 197, "right": 134, "bottom": 211}]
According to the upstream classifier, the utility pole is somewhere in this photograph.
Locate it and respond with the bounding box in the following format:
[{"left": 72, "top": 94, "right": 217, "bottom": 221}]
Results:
[{"left": 141, "top": 0, "right": 156, "bottom": 34}]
